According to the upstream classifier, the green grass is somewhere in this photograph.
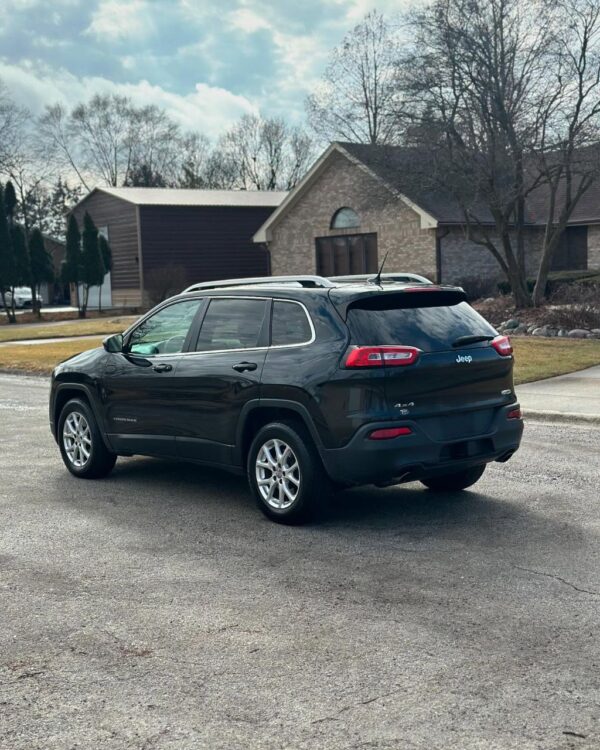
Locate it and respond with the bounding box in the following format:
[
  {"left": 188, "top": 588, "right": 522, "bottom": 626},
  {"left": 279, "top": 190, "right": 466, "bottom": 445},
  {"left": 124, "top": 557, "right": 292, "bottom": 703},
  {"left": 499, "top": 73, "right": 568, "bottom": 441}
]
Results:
[{"left": 0, "top": 316, "right": 136, "bottom": 343}]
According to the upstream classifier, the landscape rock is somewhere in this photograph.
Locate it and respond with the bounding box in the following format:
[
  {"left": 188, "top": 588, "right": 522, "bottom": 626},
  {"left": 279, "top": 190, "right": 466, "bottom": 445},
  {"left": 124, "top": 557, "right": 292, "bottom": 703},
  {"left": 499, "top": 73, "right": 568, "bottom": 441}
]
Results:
[
  {"left": 568, "top": 329, "right": 590, "bottom": 338},
  {"left": 532, "top": 327, "right": 548, "bottom": 336},
  {"left": 504, "top": 319, "right": 520, "bottom": 329}
]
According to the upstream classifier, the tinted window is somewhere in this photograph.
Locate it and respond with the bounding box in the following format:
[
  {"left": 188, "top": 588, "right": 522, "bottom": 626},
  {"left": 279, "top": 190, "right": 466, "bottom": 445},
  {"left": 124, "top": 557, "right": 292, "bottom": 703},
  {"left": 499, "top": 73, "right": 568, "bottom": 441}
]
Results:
[
  {"left": 196, "top": 298, "right": 268, "bottom": 352},
  {"left": 128, "top": 299, "right": 202, "bottom": 355},
  {"left": 271, "top": 301, "right": 312, "bottom": 346},
  {"left": 347, "top": 299, "right": 496, "bottom": 352}
]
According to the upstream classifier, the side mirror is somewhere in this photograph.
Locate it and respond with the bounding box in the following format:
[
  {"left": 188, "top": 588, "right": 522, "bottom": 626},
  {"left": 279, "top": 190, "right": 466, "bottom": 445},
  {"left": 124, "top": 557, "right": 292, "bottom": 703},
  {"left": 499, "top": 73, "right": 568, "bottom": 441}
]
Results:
[{"left": 103, "top": 333, "right": 124, "bottom": 353}]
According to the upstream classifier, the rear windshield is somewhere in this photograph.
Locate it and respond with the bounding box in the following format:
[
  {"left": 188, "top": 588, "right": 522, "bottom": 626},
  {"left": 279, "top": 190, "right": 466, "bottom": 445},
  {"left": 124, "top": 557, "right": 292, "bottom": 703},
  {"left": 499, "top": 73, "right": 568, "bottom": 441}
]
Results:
[{"left": 346, "top": 297, "right": 496, "bottom": 352}]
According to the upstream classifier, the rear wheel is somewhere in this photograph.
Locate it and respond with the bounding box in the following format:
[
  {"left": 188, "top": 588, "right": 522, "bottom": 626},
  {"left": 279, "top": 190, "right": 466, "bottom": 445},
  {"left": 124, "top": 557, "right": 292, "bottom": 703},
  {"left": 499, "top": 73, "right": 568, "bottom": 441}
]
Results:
[
  {"left": 58, "top": 398, "right": 116, "bottom": 479},
  {"left": 247, "top": 421, "right": 328, "bottom": 524},
  {"left": 421, "top": 464, "right": 486, "bottom": 492}
]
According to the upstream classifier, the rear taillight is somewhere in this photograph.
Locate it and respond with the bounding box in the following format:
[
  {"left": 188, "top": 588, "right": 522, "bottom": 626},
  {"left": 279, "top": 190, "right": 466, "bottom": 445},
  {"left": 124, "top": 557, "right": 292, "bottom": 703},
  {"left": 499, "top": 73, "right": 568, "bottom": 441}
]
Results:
[
  {"left": 491, "top": 335, "right": 513, "bottom": 356},
  {"left": 345, "top": 345, "right": 420, "bottom": 368},
  {"left": 507, "top": 408, "right": 522, "bottom": 420},
  {"left": 369, "top": 427, "right": 412, "bottom": 440}
]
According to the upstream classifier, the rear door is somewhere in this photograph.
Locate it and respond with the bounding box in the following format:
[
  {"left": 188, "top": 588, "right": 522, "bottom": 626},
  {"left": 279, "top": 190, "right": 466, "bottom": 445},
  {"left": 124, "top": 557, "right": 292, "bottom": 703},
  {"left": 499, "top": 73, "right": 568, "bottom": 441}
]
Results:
[
  {"left": 173, "top": 296, "right": 270, "bottom": 465},
  {"left": 344, "top": 291, "right": 515, "bottom": 439}
]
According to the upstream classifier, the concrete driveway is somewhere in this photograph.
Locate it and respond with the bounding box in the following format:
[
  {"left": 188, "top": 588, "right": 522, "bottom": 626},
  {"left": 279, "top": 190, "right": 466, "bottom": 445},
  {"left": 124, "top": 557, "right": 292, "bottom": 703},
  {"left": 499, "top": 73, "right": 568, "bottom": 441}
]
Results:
[{"left": 0, "top": 374, "right": 599, "bottom": 750}]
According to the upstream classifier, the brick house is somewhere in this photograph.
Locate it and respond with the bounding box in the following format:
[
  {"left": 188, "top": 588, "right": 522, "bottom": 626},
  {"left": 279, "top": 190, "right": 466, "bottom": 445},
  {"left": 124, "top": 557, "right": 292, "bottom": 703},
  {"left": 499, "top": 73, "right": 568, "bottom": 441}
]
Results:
[{"left": 253, "top": 142, "right": 600, "bottom": 286}]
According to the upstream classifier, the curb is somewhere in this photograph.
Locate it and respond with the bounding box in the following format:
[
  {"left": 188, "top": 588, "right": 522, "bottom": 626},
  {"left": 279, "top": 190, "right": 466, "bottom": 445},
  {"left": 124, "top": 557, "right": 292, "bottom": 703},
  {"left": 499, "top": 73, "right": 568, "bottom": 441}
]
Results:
[{"left": 523, "top": 408, "right": 600, "bottom": 426}]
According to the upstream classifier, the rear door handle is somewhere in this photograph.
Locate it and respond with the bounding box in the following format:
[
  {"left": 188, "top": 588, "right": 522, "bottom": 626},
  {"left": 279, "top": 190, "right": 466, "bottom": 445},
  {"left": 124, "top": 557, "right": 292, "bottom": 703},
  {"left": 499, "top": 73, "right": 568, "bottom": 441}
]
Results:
[
  {"left": 153, "top": 363, "right": 173, "bottom": 373},
  {"left": 232, "top": 361, "right": 257, "bottom": 373}
]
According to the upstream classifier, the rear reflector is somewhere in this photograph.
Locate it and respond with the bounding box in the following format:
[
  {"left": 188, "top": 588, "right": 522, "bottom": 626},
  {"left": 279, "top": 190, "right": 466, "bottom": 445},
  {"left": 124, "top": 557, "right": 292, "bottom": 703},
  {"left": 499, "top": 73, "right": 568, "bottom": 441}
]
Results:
[
  {"left": 345, "top": 345, "right": 420, "bottom": 368},
  {"left": 369, "top": 427, "right": 413, "bottom": 440},
  {"left": 491, "top": 335, "right": 513, "bottom": 356},
  {"left": 507, "top": 408, "right": 522, "bottom": 420},
  {"left": 403, "top": 286, "right": 442, "bottom": 292}
]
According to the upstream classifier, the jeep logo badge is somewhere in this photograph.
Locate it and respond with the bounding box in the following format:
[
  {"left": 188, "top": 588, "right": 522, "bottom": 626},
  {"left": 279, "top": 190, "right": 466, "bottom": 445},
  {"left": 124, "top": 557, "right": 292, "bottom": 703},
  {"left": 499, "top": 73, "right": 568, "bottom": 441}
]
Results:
[{"left": 456, "top": 354, "right": 473, "bottom": 364}]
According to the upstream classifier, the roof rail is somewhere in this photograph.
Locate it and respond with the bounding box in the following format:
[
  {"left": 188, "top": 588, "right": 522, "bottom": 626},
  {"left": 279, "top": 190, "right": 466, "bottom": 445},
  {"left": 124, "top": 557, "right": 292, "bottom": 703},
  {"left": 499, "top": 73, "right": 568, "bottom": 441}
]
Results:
[
  {"left": 330, "top": 273, "right": 433, "bottom": 285},
  {"left": 183, "top": 275, "right": 335, "bottom": 293}
]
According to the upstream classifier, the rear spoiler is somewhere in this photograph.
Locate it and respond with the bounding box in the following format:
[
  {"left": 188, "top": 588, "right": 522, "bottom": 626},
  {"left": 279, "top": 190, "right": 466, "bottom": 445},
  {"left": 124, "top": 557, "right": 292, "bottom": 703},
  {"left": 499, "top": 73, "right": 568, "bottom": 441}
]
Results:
[{"left": 328, "top": 285, "right": 468, "bottom": 318}]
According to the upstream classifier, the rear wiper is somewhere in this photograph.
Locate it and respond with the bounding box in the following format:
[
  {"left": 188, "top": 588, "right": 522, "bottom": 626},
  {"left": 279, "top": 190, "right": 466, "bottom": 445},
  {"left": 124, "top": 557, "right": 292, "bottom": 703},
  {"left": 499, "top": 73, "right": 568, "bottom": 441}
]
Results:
[{"left": 452, "top": 334, "right": 495, "bottom": 348}]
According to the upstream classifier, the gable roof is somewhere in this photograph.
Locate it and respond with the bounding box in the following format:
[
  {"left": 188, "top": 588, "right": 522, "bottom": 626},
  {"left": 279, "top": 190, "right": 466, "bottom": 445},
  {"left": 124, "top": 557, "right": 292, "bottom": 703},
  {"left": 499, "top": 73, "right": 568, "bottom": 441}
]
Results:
[
  {"left": 254, "top": 141, "right": 600, "bottom": 242},
  {"left": 75, "top": 186, "right": 288, "bottom": 211},
  {"left": 253, "top": 143, "right": 438, "bottom": 244}
]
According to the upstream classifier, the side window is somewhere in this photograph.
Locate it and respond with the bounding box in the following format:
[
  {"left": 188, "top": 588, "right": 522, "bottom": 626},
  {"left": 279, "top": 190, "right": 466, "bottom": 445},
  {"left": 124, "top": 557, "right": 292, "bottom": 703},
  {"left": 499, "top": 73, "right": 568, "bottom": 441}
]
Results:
[
  {"left": 195, "top": 298, "right": 268, "bottom": 352},
  {"left": 271, "top": 301, "right": 313, "bottom": 346},
  {"left": 128, "top": 299, "right": 202, "bottom": 355}
]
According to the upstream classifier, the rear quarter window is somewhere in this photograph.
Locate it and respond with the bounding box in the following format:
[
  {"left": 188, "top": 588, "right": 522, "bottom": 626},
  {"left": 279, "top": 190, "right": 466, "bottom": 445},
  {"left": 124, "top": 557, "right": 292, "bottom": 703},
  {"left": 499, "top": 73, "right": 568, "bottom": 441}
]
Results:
[
  {"left": 346, "top": 298, "right": 496, "bottom": 352},
  {"left": 271, "top": 301, "right": 313, "bottom": 346}
]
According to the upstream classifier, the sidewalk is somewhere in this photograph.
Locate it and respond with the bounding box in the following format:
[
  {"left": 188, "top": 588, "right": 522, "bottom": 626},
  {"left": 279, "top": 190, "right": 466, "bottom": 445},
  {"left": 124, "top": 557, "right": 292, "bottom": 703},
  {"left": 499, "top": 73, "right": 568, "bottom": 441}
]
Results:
[{"left": 517, "top": 365, "right": 600, "bottom": 424}]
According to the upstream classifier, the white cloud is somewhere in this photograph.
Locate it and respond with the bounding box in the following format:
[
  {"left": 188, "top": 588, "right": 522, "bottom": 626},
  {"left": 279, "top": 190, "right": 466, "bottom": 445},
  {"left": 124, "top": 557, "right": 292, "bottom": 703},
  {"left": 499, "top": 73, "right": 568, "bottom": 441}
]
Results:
[
  {"left": 228, "top": 8, "right": 271, "bottom": 34},
  {"left": 0, "top": 60, "right": 257, "bottom": 139},
  {"left": 85, "top": 0, "right": 154, "bottom": 41}
]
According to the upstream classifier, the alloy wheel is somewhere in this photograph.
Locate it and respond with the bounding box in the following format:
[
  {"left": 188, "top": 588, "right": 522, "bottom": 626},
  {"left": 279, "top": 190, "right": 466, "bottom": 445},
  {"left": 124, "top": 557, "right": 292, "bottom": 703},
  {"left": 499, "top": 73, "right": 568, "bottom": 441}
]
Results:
[
  {"left": 62, "top": 411, "right": 92, "bottom": 469},
  {"left": 255, "top": 438, "right": 301, "bottom": 509}
]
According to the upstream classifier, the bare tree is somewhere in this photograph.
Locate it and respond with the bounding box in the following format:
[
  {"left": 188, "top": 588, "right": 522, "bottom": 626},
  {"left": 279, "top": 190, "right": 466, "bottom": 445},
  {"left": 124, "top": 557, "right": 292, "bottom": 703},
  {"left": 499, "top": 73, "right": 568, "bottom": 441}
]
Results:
[
  {"left": 306, "top": 11, "right": 402, "bottom": 145},
  {"left": 0, "top": 81, "right": 30, "bottom": 176},
  {"left": 531, "top": 0, "right": 600, "bottom": 304},
  {"left": 177, "top": 133, "right": 212, "bottom": 188},
  {"left": 400, "top": 0, "right": 600, "bottom": 307},
  {"left": 218, "top": 114, "right": 315, "bottom": 190}
]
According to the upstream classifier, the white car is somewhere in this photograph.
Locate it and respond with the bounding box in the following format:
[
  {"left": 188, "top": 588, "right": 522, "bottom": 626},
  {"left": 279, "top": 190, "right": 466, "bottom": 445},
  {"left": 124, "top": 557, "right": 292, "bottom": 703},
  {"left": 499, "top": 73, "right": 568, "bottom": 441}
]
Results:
[{"left": 2, "top": 287, "right": 43, "bottom": 309}]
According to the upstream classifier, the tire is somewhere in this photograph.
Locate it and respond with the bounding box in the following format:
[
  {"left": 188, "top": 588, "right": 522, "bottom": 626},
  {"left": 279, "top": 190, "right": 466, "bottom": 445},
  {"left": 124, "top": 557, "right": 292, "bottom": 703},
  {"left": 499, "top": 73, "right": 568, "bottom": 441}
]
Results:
[
  {"left": 247, "top": 421, "right": 329, "bottom": 525},
  {"left": 58, "top": 398, "right": 117, "bottom": 479},
  {"left": 421, "top": 464, "right": 486, "bottom": 492}
]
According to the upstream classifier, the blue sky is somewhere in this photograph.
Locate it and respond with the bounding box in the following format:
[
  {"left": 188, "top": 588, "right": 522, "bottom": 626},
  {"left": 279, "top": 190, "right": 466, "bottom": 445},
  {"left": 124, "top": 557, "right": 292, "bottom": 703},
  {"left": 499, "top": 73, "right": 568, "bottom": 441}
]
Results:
[{"left": 0, "top": 0, "right": 404, "bottom": 139}]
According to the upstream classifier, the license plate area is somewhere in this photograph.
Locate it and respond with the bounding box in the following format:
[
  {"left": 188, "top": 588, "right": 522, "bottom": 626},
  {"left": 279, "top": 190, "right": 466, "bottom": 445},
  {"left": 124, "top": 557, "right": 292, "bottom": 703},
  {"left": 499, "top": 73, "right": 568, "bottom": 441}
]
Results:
[{"left": 439, "top": 438, "right": 494, "bottom": 461}]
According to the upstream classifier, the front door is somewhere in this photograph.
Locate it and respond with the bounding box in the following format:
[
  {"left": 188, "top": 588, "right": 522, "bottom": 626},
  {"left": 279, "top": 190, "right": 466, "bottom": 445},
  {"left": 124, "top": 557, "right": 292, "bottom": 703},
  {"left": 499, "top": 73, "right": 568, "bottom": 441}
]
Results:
[
  {"left": 315, "top": 233, "right": 378, "bottom": 276},
  {"left": 102, "top": 298, "right": 205, "bottom": 456},
  {"left": 173, "top": 296, "right": 270, "bottom": 466}
]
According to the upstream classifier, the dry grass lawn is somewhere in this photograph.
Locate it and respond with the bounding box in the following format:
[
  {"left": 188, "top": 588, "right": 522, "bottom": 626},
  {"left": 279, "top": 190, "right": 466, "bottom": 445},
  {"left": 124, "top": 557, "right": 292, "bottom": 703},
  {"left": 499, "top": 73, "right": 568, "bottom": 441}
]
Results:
[
  {"left": 0, "top": 317, "right": 136, "bottom": 343},
  {"left": 1, "top": 334, "right": 600, "bottom": 383},
  {"left": 512, "top": 337, "right": 600, "bottom": 384},
  {"left": 0, "top": 338, "right": 104, "bottom": 374}
]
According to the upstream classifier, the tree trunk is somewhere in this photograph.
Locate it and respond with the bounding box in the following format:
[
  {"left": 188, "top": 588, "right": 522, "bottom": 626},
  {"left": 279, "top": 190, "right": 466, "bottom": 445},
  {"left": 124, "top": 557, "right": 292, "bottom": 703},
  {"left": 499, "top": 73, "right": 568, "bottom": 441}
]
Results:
[
  {"left": 1, "top": 290, "right": 15, "bottom": 324},
  {"left": 30, "top": 284, "right": 41, "bottom": 320}
]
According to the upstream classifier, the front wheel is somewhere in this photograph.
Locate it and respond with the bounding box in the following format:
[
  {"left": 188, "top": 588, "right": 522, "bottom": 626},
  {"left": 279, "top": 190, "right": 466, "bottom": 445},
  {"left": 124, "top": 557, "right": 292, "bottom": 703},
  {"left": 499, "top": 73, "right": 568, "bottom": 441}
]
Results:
[
  {"left": 58, "top": 398, "right": 116, "bottom": 479},
  {"left": 247, "top": 421, "right": 328, "bottom": 524},
  {"left": 421, "top": 464, "right": 486, "bottom": 492}
]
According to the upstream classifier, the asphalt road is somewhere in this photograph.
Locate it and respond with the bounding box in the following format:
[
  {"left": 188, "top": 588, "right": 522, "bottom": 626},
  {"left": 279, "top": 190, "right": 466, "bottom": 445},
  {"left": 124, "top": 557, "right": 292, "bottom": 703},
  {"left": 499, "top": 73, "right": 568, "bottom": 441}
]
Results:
[{"left": 0, "top": 374, "right": 599, "bottom": 750}]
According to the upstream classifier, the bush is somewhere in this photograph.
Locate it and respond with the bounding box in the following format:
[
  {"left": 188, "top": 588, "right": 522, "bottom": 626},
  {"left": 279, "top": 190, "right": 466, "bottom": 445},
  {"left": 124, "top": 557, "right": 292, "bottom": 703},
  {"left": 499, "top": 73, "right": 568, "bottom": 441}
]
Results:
[
  {"left": 543, "top": 282, "right": 600, "bottom": 330},
  {"left": 458, "top": 276, "right": 499, "bottom": 301},
  {"left": 144, "top": 265, "right": 189, "bottom": 305}
]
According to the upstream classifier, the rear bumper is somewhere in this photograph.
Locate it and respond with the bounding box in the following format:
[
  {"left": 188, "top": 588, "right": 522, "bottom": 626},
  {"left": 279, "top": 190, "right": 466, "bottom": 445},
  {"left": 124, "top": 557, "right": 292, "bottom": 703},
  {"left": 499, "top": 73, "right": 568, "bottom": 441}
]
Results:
[{"left": 320, "top": 404, "right": 524, "bottom": 486}]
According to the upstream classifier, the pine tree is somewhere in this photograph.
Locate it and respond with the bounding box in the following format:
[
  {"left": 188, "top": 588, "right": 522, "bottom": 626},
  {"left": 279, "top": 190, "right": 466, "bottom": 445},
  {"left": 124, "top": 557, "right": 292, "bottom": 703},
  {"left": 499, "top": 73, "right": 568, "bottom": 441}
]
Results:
[
  {"left": 11, "top": 225, "right": 30, "bottom": 287},
  {"left": 80, "top": 211, "right": 104, "bottom": 318},
  {"left": 0, "top": 184, "right": 17, "bottom": 323},
  {"left": 4, "top": 181, "right": 17, "bottom": 225},
  {"left": 97, "top": 234, "right": 112, "bottom": 313},
  {"left": 63, "top": 214, "right": 82, "bottom": 315},
  {"left": 28, "top": 229, "right": 54, "bottom": 318}
]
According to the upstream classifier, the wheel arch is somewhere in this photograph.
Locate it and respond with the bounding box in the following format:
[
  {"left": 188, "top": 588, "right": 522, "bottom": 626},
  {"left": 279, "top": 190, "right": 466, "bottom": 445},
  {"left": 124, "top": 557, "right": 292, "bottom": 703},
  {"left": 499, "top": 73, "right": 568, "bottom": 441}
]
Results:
[
  {"left": 53, "top": 383, "right": 113, "bottom": 451},
  {"left": 235, "top": 399, "right": 324, "bottom": 467}
]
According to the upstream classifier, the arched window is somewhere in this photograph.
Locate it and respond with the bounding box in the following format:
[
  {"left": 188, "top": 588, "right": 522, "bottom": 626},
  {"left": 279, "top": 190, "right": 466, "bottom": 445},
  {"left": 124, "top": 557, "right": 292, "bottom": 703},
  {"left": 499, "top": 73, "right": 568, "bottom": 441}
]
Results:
[{"left": 330, "top": 207, "right": 360, "bottom": 230}]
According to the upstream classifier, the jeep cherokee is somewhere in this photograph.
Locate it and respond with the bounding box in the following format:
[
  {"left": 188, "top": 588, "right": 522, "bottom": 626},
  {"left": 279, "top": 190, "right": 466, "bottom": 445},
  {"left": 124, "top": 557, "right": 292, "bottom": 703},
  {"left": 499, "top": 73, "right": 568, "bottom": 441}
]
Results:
[{"left": 50, "top": 275, "right": 523, "bottom": 524}]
